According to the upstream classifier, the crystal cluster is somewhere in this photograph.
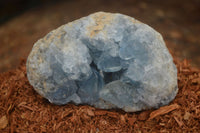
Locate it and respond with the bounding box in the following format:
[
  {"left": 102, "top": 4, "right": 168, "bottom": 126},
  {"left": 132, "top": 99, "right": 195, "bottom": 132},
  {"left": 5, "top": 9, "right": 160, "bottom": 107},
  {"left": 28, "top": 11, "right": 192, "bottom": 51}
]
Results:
[{"left": 26, "top": 12, "right": 178, "bottom": 112}]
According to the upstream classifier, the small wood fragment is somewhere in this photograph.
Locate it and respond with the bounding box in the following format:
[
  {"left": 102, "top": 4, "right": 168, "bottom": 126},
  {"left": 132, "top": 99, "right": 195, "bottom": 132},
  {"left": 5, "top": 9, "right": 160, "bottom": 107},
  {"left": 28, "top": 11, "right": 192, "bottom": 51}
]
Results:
[
  {"left": 94, "top": 110, "right": 107, "bottom": 116},
  {"left": 138, "top": 111, "right": 150, "bottom": 121},
  {"left": 120, "top": 115, "right": 126, "bottom": 123},
  {"left": 107, "top": 112, "right": 119, "bottom": 118},
  {"left": 192, "top": 78, "right": 200, "bottom": 84},
  {"left": 0, "top": 115, "right": 8, "bottom": 129},
  {"left": 149, "top": 104, "right": 180, "bottom": 120},
  {"left": 127, "top": 117, "right": 136, "bottom": 125},
  {"left": 174, "top": 116, "right": 184, "bottom": 127},
  {"left": 183, "top": 112, "right": 190, "bottom": 120},
  {"left": 87, "top": 109, "right": 95, "bottom": 116}
]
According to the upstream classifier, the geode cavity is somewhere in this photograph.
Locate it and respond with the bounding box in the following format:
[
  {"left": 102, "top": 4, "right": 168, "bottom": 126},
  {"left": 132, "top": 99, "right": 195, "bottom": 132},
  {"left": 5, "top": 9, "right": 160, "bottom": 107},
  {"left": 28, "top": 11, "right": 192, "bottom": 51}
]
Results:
[{"left": 26, "top": 12, "right": 178, "bottom": 112}]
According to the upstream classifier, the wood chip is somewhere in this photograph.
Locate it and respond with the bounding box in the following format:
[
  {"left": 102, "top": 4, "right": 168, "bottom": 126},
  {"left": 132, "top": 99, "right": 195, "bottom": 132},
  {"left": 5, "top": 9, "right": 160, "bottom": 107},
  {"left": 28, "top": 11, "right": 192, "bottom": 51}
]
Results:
[
  {"left": 107, "top": 112, "right": 119, "bottom": 118},
  {"left": 183, "top": 112, "right": 190, "bottom": 120},
  {"left": 61, "top": 110, "right": 73, "bottom": 119},
  {"left": 127, "top": 117, "right": 136, "bottom": 126},
  {"left": 94, "top": 110, "right": 107, "bottom": 116},
  {"left": 87, "top": 109, "right": 94, "bottom": 116},
  {"left": 149, "top": 104, "right": 180, "bottom": 120},
  {"left": 0, "top": 115, "right": 8, "bottom": 129},
  {"left": 174, "top": 116, "right": 184, "bottom": 127},
  {"left": 138, "top": 111, "right": 150, "bottom": 121},
  {"left": 192, "top": 78, "right": 200, "bottom": 84},
  {"left": 120, "top": 115, "right": 126, "bottom": 123},
  {"left": 18, "top": 104, "right": 34, "bottom": 111}
]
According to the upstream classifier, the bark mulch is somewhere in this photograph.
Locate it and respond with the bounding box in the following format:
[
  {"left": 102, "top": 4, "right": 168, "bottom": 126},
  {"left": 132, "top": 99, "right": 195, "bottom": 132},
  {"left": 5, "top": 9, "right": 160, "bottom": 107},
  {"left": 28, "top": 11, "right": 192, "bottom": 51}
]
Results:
[{"left": 0, "top": 59, "right": 200, "bottom": 132}]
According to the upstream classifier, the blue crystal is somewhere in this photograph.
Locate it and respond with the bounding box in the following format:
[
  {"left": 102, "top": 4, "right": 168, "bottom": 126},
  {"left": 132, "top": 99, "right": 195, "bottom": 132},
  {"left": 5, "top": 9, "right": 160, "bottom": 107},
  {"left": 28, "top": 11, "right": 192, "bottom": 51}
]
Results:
[
  {"left": 26, "top": 12, "right": 178, "bottom": 112},
  {"left": 77, "top": 68, "right": 104, "bottom": 104}
]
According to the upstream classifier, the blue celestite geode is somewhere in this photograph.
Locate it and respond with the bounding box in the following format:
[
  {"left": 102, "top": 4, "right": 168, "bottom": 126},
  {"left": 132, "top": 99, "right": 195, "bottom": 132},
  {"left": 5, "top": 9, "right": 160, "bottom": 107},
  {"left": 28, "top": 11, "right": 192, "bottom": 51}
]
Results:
[{"left": 26, "top": 12, "right": 178, "bottom": 112}]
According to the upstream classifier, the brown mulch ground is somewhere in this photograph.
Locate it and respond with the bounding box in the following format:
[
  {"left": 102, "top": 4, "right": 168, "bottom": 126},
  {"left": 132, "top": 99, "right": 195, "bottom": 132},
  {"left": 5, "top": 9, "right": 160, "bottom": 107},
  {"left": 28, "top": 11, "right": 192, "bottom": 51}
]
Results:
[{"left": 0, "top": 59, "right": 200, "bottom": 132}]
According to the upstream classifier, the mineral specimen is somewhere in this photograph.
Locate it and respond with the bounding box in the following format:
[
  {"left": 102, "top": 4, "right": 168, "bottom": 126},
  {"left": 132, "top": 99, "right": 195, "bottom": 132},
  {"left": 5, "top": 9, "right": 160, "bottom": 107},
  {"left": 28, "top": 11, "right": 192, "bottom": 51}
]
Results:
[{"left": 26, "top": 12, "right": 178, "bottom": 112}]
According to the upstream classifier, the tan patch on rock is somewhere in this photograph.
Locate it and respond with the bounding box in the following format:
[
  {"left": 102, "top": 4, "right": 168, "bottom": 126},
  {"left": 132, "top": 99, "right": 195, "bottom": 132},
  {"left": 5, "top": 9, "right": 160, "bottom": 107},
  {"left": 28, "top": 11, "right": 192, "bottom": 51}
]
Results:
[
  {"left": 131, "top": 18, "right": 141, "bottom": 24},
  {"left": 87, "top": 12, "right": 114, "bottom": 37}
]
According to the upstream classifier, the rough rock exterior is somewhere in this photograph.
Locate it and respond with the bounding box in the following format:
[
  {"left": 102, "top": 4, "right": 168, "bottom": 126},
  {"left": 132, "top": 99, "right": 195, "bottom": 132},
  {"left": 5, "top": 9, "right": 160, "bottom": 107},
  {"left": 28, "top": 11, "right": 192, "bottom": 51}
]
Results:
[{"left": 26, "top": 12, "right": 178, "bottom": 112}]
